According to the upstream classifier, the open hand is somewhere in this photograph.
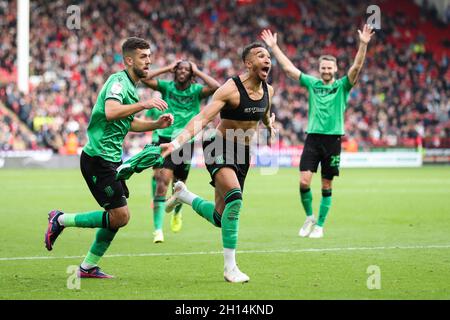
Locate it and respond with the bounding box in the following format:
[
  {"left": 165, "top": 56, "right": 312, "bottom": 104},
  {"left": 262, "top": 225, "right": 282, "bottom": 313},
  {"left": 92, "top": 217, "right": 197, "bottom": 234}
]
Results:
[
  {"left": 169, "top": 60, "right": 183, "bottom": 73},
  {"left": 358, "top": 24, "right": 375, "bottom": 44},
  {"left": 261, "top": 29, "right": 278, "bottom": 48},
  {"left": 190, "top": 61, "right": 199, "bottom": 75}
]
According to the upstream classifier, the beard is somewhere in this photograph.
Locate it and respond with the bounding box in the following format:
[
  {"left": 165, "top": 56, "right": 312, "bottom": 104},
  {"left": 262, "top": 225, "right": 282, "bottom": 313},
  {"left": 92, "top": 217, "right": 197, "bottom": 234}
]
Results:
[
  {"left": 321, "top": 74, "right": 333, "bottom": 82},
  {"left": 133, "top": 66, "right": 147, "bottom": 79}
]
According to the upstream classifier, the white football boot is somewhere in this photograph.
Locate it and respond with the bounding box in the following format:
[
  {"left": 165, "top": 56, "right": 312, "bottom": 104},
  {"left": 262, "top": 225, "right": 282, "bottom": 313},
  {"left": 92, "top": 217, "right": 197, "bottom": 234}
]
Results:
[
  {"left": 224, "top": 265, "right": 250, "bottom": 283},
  {"left": 165, "top": 181, "right": 190, "bottom": 213},
  {"left": 308, "top": 225, "right": 324, "bottom": 238},
  {"left": 298, "top": 216, "right": 316, "bottom": 237},
  {"left": 153, "top": 229, "right": 164, "bottom": 243}
]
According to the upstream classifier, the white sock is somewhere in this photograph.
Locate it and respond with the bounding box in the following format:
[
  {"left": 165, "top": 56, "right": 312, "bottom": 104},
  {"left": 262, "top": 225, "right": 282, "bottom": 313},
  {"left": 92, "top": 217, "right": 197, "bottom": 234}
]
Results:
[
  {"left": 57, "top": 215, "right": 64, "bottom": 226},
  {"left": 80, "top": 262, "right": 96, "bottom": 270},
  {"left": 223, "top": 248, "right": 236, "bottom": 271},
  {"left": 178, "top": 189, "right": 197, "bottom": 206}
]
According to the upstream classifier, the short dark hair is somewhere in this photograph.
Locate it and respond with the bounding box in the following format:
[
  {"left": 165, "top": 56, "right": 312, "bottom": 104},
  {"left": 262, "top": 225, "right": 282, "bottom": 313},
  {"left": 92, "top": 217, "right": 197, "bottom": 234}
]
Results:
[
  {"left": 319, "top": 55, "right": 337, "bottom": 64},
  {"left": 242, "top": 42, "right": 267, "bottom": 62},
  {"left": 122, "top": 37, "right": 150, "bottom": 56}
]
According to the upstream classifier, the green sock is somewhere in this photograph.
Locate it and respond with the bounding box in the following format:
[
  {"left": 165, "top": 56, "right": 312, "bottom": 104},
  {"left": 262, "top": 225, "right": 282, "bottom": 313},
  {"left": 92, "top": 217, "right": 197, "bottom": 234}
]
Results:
[
  {"left": 153, "top": 196, "right": 165, "bottom": 230},
  {"left": 82, "top": 228, "right": 118, "bottom": 266},
  {"left": 317, "top": 189, "right": 332, "bottom": 227},
  {"left": 63, "top": 210, "right": 108, "bottom": 228},
  {"left": 174, "top": 203, "right": 183, "bottom": 214},
  {"left": 300, "top": 187, "right": 313, "bottom": 217},
  {"left": 151, "top": 176, "right": 157, "bottom": 198},
  {"left": 221, "top": 189, "right": 242, "bottom": 249},
  {"left": 192, "top": 197, "right": 221, "bottom": 227}
]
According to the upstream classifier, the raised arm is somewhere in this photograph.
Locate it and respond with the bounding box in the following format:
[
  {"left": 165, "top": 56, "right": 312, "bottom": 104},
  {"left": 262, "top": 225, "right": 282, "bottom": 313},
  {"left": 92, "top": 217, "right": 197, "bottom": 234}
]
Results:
[
  {"left": 191, "top": 62, "right": 221, "bottom": 98},
  {"left": 141, "top": 60, "right": 180, "bottom": 89},
  {"left": 261, "top": 29, "right": 301, "bottom": 81},
  {"left": 160, "top": 79, "right": 235, "bottom": 157},
  {"left": 347, "top": 24, "right": 374, "bottom": 85}
]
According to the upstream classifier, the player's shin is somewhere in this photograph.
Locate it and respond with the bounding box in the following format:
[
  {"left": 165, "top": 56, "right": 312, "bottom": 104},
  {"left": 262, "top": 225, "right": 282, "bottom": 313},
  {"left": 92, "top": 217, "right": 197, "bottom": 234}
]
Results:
[
  {"left": 317, "top": 189, "right": 332, "bottom": 227},
  {"left": 192, "top": 197, "right": 221, "bottom": 227},
  {"left": 300, "top": 187, "right": 313, "bottom": 217},
  {"left": 151, "top": 176, "right": 157, "bottom": 198},
  {"left": 221, "top": 189, "right": 242, "bottom": 270},
  {"left": 81, "top": 228, "right": 118, "bottom": 269},
  {"left": 153, "top": 196, "right": 166, "bottom": 231}
]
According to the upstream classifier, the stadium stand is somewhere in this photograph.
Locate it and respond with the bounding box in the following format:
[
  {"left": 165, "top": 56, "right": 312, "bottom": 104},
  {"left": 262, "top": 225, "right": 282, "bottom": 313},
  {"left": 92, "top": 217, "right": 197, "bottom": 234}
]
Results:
[{"left": 0, "top": 0, "right": 448, "bottom": 154}]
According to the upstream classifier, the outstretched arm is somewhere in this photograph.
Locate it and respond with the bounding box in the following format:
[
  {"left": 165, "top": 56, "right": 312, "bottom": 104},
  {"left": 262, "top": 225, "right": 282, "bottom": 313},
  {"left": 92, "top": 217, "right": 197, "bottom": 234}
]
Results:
[
  {"left": 130, "top": 114, "right": 174, "bottom": 132},
  {"left": 348, "top": 24, "right": 374, "bottom": 85},
  {"left": 141, "top": 60, "right": 181, "bottom": 89},
  {"left": 191, "top": 62, "right": 221, "bottom": 98},
  {"left": 160, "top": 80, "right": 235, "bottom": 157},
  {"left": 105, "top": 98, "right": 168, "bottom": 121},
  {"left": 261, "top": 29, "right": 301, "bottom": 81}
]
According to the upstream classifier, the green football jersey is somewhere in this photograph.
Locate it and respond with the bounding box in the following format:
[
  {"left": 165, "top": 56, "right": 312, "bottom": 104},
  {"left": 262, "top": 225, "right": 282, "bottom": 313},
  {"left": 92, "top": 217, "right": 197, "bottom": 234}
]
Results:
[
  {"left": 83, "top": 70, "right": 139, "bottom": 162},
  {"left": 146, "top": 80, "right": 204, "bottom": 140},
  {"left": 299, "top": 73, "right": 353, "bottom": 135},
  {"left": 145, "top": 108, "right": 161, "bottom": 143}
]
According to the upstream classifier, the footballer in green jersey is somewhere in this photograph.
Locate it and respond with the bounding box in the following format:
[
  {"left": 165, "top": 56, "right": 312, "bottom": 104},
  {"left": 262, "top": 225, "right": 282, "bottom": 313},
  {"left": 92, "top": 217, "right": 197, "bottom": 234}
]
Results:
[
  {"left": 142, "top": 60, "right": 220, "bottom": 241},
  {"left": 262, "top": 25, "right": 374, "bottom": 238},
  {"left": 45, "top": 37, "right": 173, "bottom": 278}
]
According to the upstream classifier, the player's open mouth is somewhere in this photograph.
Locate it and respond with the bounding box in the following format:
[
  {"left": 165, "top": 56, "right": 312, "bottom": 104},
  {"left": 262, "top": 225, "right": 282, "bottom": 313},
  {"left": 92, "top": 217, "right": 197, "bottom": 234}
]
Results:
[{"left": 261, "top": 67, "right": 270, "bottom": 76}]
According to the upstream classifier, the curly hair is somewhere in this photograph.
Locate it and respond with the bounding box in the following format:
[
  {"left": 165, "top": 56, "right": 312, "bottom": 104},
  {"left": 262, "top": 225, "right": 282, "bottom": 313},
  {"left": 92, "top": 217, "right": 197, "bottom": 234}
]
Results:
[{"left": 173, "top": 60, "right": 195, "bottom": 83}]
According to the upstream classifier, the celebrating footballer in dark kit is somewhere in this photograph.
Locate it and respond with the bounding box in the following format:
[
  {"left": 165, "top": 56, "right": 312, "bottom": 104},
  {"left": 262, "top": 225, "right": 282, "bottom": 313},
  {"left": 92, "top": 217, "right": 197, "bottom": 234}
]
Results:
[{"left": 160, "top": 42, "right": 276, "bottom": 283}]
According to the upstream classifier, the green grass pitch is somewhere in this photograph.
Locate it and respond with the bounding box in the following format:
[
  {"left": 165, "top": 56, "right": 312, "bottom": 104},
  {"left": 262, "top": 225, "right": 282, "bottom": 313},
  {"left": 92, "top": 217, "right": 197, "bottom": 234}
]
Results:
[{"left": 0, "top": 166, "right": 449, "bottom": 299}]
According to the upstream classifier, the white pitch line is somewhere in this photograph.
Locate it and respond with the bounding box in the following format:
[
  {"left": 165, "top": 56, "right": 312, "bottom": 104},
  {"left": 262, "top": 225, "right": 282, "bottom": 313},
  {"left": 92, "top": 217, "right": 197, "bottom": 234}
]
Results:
[{"left": 1, "top": 244, "right": 450, "bottom": 262}]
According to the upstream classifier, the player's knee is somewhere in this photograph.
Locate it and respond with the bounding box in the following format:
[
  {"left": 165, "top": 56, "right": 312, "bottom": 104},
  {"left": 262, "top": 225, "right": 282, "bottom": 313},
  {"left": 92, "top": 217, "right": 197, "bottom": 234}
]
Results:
[
  {"left": 155, "top": 174, "right": 171, "bottom": 194},
  {"left": 300, "top": 174, "right": 312, "bottom": 188},
  {"left": 108, "top": 210, "right": 130, "bottom": 229},
  {"left": 322, "top": 179, "right": 333, "bottom": 190},
  {"left": 156, "top": 182, "right": 169, "bottom": 196},
  {"left": 300, "top": 180, "right": 311, "bottom": 190}
]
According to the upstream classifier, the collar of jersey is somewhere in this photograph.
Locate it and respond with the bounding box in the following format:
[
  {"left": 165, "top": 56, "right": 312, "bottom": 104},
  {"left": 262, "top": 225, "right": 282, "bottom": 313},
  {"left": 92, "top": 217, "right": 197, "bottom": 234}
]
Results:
[{"left": 123, "top": 69, "right": 137, "bottom": 87}]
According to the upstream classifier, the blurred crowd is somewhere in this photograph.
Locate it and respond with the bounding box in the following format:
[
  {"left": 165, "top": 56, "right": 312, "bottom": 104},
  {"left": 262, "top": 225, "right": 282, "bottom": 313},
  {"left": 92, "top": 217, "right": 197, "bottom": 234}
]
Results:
[{"left": 0, "top": 0, "right": 449, "bottom": 154}]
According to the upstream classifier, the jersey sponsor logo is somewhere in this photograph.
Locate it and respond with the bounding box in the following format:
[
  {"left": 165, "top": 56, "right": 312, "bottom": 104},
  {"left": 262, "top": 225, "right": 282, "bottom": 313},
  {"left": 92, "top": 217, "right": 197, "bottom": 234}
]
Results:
[
  {"left": 313, "top": 87, "right": 338, "bottom": 96},
  {"left": 168, "top": 92, "right": 195, "bottom": 106},
  {"left": 110, "top": 82, "right": 123, "bottom": 95},
  {"left": 243, "top": 106, "right": 266, "bottom": 114}
]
